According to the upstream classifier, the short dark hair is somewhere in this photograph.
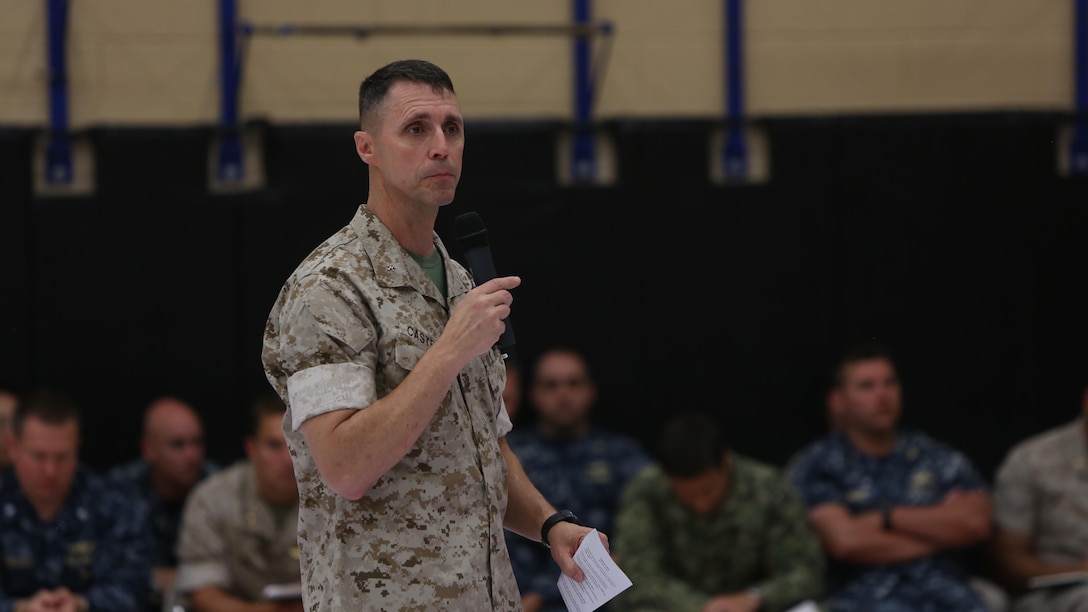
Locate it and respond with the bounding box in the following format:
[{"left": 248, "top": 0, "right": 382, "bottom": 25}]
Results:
[
  {"left": 530, "top": 346, "right": 593, "bottom": 386},
  {"left": 658, "top": 413, "right": 727, "bottom": 478},
  {"left": 13, "top": 389, "right": 80, "bottom": 437},
  {"left": 832, "top": 339, "right": 896, "bottom": 388},
  {"left": 358, "top": 59, "right": 455, "bottom": 129},
  {"left": 249, "top": 393, "right": 286, "bottom": 437}
]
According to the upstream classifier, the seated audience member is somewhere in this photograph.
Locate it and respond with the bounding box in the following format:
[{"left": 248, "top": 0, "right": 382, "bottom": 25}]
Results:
[
  {"left": 0, "top": 388, "right": 17, "bottom": 470},
  {"left": 614, "top": 413, "right": 825, "bottom": 612},
  {"left": 0, "top": 389, "right": 149, "bottom": 612},
  {"left": 789, "top": 342, "right": 994, "bottom": 612},
  {"left": 175, "top": 394, "right": 301, "bottom": 612},
  {"left": 109, "top": 397, "right": 218, "bottom": 592},
  {"left": 991, "top": 384, "right": 1088, "bottom": 611},
  {"left": 506, "top": 347, "right": 650, "bottom": 612}
]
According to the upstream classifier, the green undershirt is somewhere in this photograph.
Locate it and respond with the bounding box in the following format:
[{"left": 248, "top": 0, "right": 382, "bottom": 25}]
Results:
[{"left": 407, "top": 247, "right": 447, "bottom": 298}]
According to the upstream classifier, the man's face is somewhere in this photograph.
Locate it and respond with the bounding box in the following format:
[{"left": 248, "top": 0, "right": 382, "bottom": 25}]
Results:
[
  {"left": 356, "top": 81, "right": 464, "bottom": 211},
  {"left": 246, "top": 414, "right": 297, "bottom": 505},
  {"left": 0, "top": 392, "right": 17, "bottom": 467},
  {"left": 144, "top": 402, "right": 205, "bottom": 490},
  {"left": 836, "top": 358, "right": 902, "bottom": 435},
  {"left": 11, "top": 417, "right": 79, "bottom": 511},
  {"left": 668, "top": 460, "right": 730, "bottom": 518},
  {"left": 530, "top": 352, "right": 596, "bottom": 431}
]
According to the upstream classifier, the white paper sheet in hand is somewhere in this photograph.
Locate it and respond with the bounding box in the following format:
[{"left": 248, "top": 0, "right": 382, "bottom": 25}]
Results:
[
  {"left": 556, "top": 529, "right": 633, "bottom": 612},
  {"left": 784, "top": 601, "right": 820, "bottom": 612}
]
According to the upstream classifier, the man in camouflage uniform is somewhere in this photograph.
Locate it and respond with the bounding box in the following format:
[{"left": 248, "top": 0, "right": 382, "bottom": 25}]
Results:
[
  {"left": 613, "top": 413, "right": 824, "bottom": 612},
  {"left": 262, "top": 59, "right": 600, "bottom": 611},
  {"left": 789, "top": 341, "right": 993, "bottom": 612},
  {"left": 991, "top": 384, "right": 1088, "bottom": 611},
  {"left": 506, "top": 347, "right": 650, "bottom": 612},
  {"left": 0, "top": 390, "right": 149, "bottom": 612},
  {"left": 175, "top": 395, "right": 301, "bottom": 611}
]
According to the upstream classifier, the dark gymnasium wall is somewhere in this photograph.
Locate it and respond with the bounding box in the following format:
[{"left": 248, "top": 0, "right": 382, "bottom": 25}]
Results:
[{"left": 1, "top": 115, "right": 1086, "bottom": 481}]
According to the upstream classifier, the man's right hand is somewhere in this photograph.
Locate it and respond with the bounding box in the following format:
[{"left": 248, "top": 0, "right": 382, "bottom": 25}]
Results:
[{"left": 438, "top": 276, "right": 521, "bottom": 364}]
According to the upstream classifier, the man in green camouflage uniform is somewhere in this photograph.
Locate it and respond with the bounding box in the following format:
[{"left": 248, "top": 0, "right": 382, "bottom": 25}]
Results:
[
  {"left": 614, "top": 414, "right": 824, "bottom": 612},
  {"left": 262, "top": 60, "right": 601, "bottom": 611}
]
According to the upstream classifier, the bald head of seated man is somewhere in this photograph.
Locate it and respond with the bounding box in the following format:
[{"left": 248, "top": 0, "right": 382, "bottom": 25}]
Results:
[{"left": 109, "top": 397, "right": 218, "bottom": 592}]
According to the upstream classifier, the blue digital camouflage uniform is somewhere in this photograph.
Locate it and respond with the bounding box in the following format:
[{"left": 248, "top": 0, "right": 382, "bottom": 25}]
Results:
[
  {"left": 612, "top": 455, "right": 824, "bottom": 612},
  {"left": 789, "top": 431, "right": 988, "bottom": 612},
  {"left": 0, "top": 467, "right": 150, "bottom": 612},
  {"left": 505, "top": 427, "right": 650, "bottom": 611},
  {"left": 107, "top": 458, "right": 219, "bottom": 567}
]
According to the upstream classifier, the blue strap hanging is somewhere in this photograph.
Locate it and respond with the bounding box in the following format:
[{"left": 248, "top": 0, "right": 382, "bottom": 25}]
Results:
[
  {"left": 721, "top": 0, "right": 747, "bottom": 181},
  {"left": 217, "top": 0, "right": 244, "bottom": 183},
  {"left": 45, "top": 0, "right": 72, "bottom": 185},
  {"left": 570, "top": 0, "right": 597, "bottom": 183},
  {"left": 1072, "top": 0, "right": 1088, "bottom": 176}
]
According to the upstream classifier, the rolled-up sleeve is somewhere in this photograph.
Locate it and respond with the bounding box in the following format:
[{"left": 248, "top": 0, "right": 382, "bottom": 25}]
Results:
[{"left": 271, "top": 281, "right": 379, "bottom": 430}]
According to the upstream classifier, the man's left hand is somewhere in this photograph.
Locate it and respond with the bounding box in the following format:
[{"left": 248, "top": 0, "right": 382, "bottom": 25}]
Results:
[
  {"left": 547, "top": 522, "right": 607, "bottom": 582},
  {"left": 702, "top": 591, "right": 761, "bottom": 612}
]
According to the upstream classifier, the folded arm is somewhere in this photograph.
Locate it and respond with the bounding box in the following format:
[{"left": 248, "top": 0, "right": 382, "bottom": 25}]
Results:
[
  {"left": 887, "top": 490, "right": 992, "bottom": 550},
  {"left": 808, "top": 503, "right": 938, "bottom": 566}
]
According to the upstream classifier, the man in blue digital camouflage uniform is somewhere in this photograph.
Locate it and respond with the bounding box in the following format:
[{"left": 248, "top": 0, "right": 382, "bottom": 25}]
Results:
[
  {"left": 108, "top": 397, "right": 218, "bottom": 597},
  {"left": 506, "top": 347, "right": 651, "bottom": 612},
  {"left": 0, "top": 390, "right": 149, "bottom": 612},
  {"left": 789, "top": 342, "right": 994, "bottom": 612}
]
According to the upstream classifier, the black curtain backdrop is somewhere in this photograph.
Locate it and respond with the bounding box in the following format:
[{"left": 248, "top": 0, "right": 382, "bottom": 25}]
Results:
[{"left": 0, "top": 115, "right": 1085, "bottom": 482}]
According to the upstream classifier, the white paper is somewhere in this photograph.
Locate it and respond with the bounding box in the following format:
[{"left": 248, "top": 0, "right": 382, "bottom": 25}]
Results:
[
  {"left": 784, "top": 601, "right": 820, "bottom": 612},
  {"left": 556, "top": 529, "right": 633, "bottom": 612}
]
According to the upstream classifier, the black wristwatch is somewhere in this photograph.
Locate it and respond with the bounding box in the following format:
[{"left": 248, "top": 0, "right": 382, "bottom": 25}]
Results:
[
  {"left": 540, "top": 509, "right": 581, "bottom": 548},
  {"left": 882, "top": 505, "right": 894, "bottom": 532}
]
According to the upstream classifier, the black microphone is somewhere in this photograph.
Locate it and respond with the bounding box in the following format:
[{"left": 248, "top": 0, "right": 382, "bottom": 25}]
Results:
[{"left": 454, "top": 211, "right": 517, "bottom": 361}]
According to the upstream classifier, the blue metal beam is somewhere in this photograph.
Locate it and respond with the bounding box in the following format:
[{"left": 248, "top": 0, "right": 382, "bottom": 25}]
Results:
[
  {"left": 571, "top": 0, "right": 596, "bottom": 183},
  {"left": 45, "top": 0, "right": 72, "bottom": 185},
  {"left": 721, "top": 0, "right": 747, "bottom": 181},
  {"left": 1072, "top": 0, "right": 1088, "bottom": 176},
  {"left": 218, "top": 0, "right": 243, "bottom": 182}
]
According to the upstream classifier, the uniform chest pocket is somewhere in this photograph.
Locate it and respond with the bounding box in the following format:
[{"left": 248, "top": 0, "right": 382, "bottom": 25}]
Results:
[{"left": 380, "top": 336, "right": 425, "bottom": 386}]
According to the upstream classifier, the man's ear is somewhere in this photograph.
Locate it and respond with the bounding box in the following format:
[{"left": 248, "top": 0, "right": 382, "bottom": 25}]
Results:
[{"left": 355, "top": 130, "right": 375, "bottom": 165}]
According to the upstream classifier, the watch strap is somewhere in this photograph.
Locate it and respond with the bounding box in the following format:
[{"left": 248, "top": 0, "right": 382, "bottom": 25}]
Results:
[{"left": 540, "top": 509, "right": 581, "bottom": 548}]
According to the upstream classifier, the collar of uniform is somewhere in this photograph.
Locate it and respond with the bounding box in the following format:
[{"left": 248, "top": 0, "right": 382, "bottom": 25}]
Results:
[
  {"left": 239, "top": 461, "right": 277, "bottom": 535},
  {"left": 350, "top": 205, "right": 472, "bottom": 303}
]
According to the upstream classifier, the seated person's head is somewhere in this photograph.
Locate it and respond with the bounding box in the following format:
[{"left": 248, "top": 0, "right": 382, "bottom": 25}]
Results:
[
  {"left": 10, "top": 389, "right": 80, "bottom": 516},
  {"left": 0, "top": 388, "right": 19, "bottom": 468},
  {"left": 142, "top": 397, "right": 206, "bottom": 494},
  {"left": 829, "top": 340, "right": 902, "bottom": 438},
  {"left": 529, "top": 347, "right": 597, "bottom": 436},
  {"left": 245, "top": 394, "right": 296, "bottom": 505},
  {"left": 659, "top": 413, "right": 730, "bottom": 518}
]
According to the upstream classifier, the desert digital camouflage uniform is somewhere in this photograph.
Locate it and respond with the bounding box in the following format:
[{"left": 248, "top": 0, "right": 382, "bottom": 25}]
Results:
[
  {"left": 262, "top": 205, "right": 519, "bottom": 611},
  {"left": 789, "top": 431, "right": 989, "bottom": 612},
  {"left": 612, "top": 456, "right": 824, "bottom": 612},
  {"left": 175, "top": 461, "right": 300, "bottom": 603},
  {"left": 0, "top": 467, "right": 150, "bottom": 612},
  {"left": 994, "top": 417, "right": 1088, "bottom": 612}
]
